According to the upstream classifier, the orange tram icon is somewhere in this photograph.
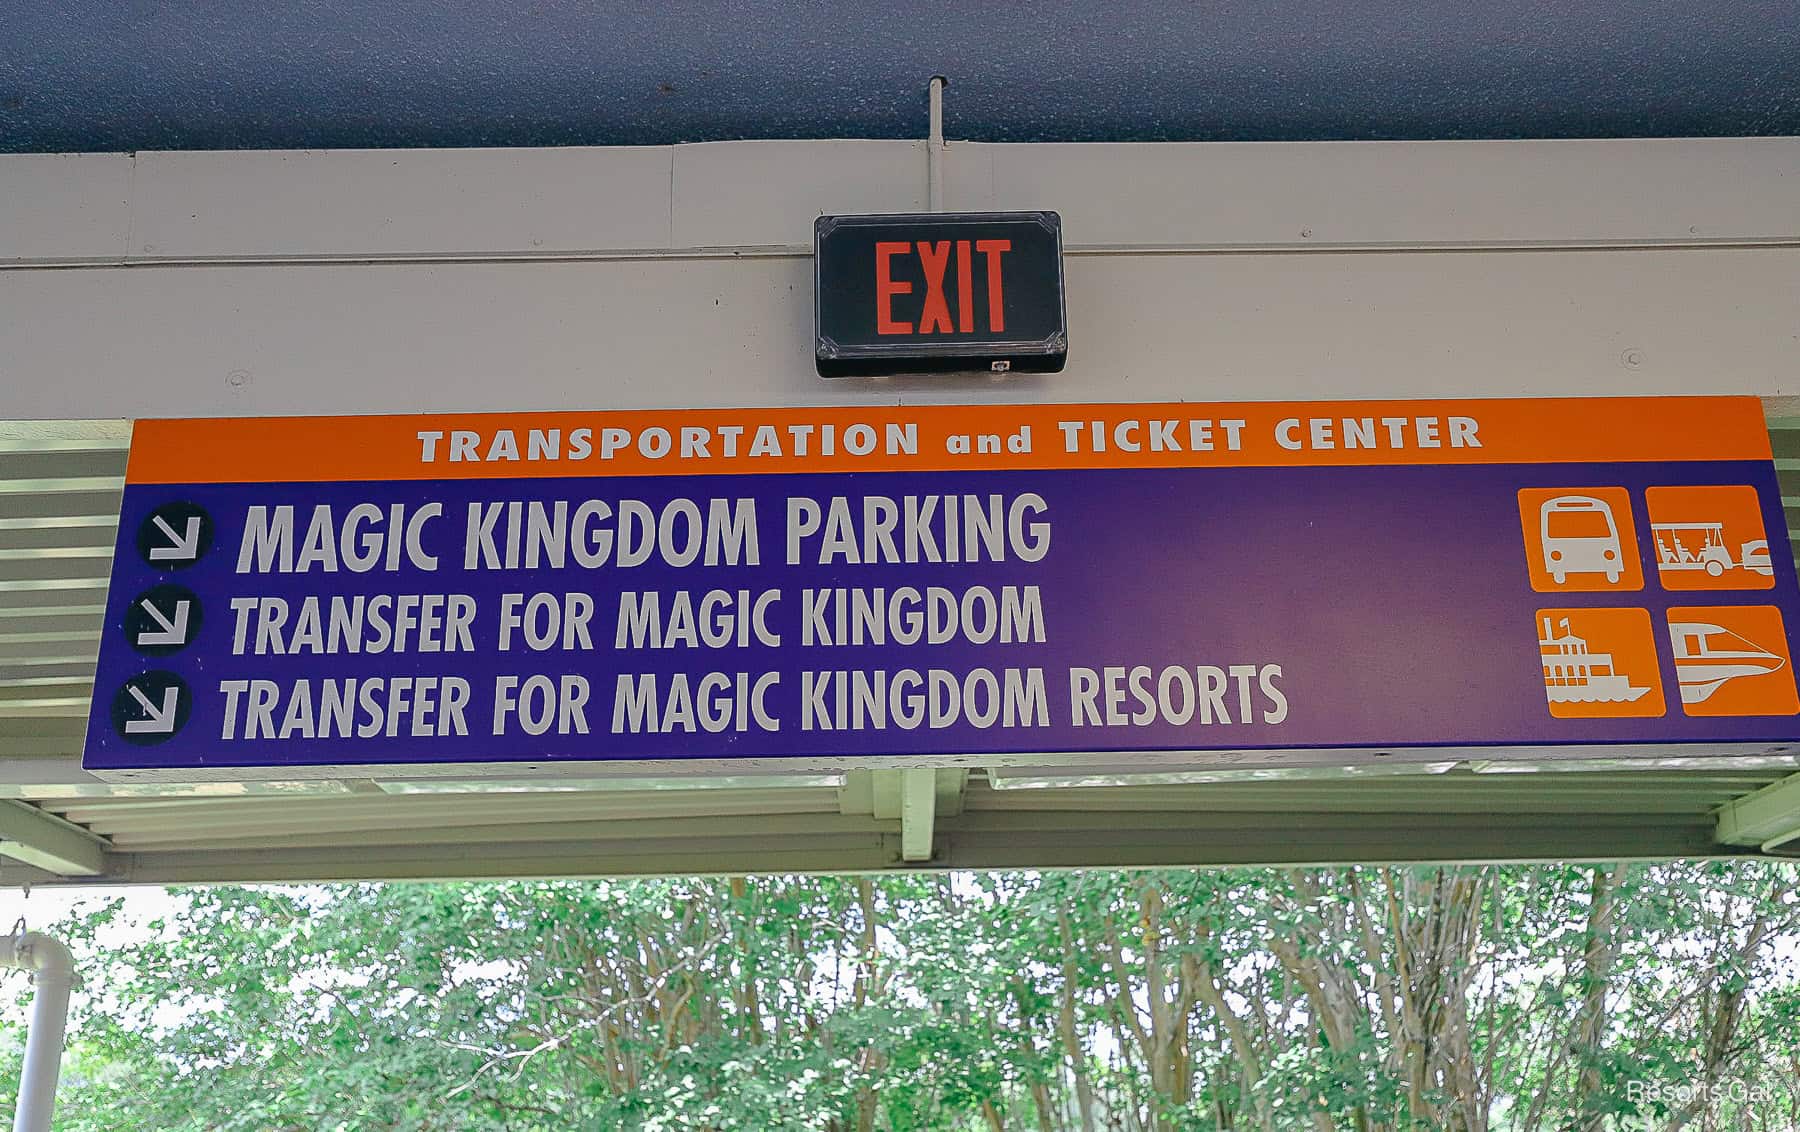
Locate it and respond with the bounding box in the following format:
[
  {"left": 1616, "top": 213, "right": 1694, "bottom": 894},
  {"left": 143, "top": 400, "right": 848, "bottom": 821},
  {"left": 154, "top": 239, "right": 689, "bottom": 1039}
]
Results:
[{"left": 1650, "top": 522, "right": 1772, "bottom": 579}]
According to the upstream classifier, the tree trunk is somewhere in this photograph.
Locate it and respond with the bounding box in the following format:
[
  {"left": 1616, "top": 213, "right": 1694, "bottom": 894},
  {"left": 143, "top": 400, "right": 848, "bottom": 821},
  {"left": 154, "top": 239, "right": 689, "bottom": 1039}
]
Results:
[
  {"left": 1663, "top": 912, "right": 1771, "bottom": 1132},
  {"left": 854, "top": 877, "right": 882, "bottom": 1132},
  {"left": 1029, "top": 1079, "right": 1058, "bottom": 1132},
  {"left": 1187, "top": 944, "right": 1272, "bottom": 1131},
  {"left": 1569, "top": 865, "right": 1627, "bottom": 1131},
  {"left": 1058, "top": 912, "right": 1101, "bottom": 1132},
  {"left": 1137, "top": 879, "right": 1191, "bottom": 1130},
  {"left": 981, "top": 1097, "right": 1007, "bottom": 1131},
  {"left": 727, "top": 876, "right": 765, "bottom": 1046}
]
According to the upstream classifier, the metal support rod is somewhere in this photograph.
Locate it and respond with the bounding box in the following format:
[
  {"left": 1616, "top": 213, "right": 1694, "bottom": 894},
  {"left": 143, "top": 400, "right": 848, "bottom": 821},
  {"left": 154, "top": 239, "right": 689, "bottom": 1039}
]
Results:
[
  {"left": 0, "top": 932, "right": 73, "bottom": 1132},
  {"left": 927, "top": 76, "right": 947, "bottom": 212}
]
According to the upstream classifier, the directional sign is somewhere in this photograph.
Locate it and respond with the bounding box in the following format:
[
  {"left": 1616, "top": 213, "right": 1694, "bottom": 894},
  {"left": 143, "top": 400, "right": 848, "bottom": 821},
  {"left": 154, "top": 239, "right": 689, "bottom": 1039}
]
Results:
[
  {"left": 109, "top": 671, "right": 192, "bottom": 745},
  {"left": 134, "top": 501, "right": 212, "bottom": 568},
  {"left": 123, "top": 584, "right": 201, "bottom": 655},
  {"left": 82, "top": 397, "right": 1800, "bottom": 778}
]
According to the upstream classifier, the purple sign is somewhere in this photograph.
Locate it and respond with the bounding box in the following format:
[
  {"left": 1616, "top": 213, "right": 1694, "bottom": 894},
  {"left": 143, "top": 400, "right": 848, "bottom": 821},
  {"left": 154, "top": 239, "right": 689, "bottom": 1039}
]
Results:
[{"left": 83, "top": 417, "right": 1800, "bottom": 775}]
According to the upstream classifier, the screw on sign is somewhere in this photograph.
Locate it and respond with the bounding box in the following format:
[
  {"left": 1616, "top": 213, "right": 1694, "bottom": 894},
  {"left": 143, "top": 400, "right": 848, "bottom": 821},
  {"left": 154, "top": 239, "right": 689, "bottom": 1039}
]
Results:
[
  {"left": 110, "top": 671, "right": 193, "bottom": 746},
  {"left": 134, "top": 501, "right": 213, "bottom": 569}
]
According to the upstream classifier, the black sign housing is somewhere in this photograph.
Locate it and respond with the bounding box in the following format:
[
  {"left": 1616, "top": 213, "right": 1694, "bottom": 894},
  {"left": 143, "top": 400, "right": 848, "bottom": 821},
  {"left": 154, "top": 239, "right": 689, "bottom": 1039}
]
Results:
[{"left": 814, "top": 211, "right": 1066, "bottom": 377}]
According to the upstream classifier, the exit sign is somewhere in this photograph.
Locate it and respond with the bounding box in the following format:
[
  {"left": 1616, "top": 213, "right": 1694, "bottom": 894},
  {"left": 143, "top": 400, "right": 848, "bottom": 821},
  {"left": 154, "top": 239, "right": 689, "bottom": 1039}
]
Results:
[{"left": 814, "top": 212, "right": 1067, "bottom": 378}]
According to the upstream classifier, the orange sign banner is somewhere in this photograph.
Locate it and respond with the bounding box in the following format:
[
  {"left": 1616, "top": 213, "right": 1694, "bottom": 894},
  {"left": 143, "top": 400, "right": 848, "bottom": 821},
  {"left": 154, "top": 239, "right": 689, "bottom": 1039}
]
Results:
[{"left": 126, "top": 396, "right": 1770, "bottom": 485}]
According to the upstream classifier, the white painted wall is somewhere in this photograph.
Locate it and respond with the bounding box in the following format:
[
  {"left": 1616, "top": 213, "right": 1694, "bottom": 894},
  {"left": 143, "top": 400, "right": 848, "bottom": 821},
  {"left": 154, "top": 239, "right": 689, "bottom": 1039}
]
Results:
[{"left": 2, "top": 138, "right": 1798, "bottom": 419}]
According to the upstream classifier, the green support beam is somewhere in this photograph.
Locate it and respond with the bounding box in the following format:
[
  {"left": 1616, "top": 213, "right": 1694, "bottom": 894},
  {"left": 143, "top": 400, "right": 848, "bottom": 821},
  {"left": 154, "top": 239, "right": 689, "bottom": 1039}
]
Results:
[
  {"left": 1715, "top": 771, "right": 1800, "bottom": 852},
  {"left": 0, "top": 799, "right": 107, "bottom": 876}
]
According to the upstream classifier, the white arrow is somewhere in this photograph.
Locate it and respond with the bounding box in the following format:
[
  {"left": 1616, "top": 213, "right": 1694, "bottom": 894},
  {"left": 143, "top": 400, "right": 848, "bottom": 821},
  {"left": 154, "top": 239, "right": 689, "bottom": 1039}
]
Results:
[
  {"left": 136, "top": 598, "right": 191, "bottom": 647},
  {"left": 124, "top": 684, "right": 180, "bottom": 734},
  {"left": 147, "top": 514, "right": 201, "bottom": 562}
]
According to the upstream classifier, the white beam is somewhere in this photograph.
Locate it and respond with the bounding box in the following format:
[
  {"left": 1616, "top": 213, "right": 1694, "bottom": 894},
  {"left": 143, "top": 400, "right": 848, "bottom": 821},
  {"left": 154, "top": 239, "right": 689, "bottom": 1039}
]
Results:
[
  {"left": 868, "top": 769, "right": 902, "bottom": 821},
  {"left": 842, "top": 769, "right": 946, "bottom": 862},
  {"left": 836, "top": 769, "right": 876, "bottom": 816},
  {"left": 0, "top": 799, "right": 106, "bottom": 876},
  {"left": 899, "top": 768, "right": 937, "bottom": 863},
  {"left": 7, "top": 247, "right": 1797, "bottom": 421},
  {"left": 4, "top": 139, "right": 1800, "bottom": 421},
  {"left": 8, "top": 139, "right": 1798, "bottom": 266}
]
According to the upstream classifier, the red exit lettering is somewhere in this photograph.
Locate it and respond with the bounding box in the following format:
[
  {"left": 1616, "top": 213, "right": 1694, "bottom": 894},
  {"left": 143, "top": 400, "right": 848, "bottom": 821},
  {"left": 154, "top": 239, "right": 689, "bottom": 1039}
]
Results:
[{"left": 875, "top": 239, "right": 1011, "bottom": 335}]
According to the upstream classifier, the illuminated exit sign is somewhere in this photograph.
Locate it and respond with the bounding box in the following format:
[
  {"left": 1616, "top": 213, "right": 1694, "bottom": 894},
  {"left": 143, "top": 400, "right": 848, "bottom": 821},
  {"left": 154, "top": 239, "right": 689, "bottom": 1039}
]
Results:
[{"left": 814, "top": 211, "right": 1067, "bottom": 378}]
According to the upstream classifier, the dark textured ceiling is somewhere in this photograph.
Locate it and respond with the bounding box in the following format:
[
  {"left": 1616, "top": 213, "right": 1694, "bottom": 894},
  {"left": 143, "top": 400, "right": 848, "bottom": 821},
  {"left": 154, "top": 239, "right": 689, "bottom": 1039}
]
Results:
[{"left": 4, "top": 1, "right": 1799, "bottom": 153}]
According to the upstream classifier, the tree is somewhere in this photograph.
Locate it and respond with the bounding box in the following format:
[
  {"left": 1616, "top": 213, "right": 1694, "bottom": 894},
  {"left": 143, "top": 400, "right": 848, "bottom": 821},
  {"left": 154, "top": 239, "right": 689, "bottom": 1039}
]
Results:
[{"left": 3, "top": 862, "right": 1796, "bottom": 1131}]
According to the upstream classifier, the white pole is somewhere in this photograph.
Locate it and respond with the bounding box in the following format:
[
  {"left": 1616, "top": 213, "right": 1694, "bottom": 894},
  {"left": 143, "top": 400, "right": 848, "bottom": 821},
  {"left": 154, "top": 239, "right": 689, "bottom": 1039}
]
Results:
[
  {"left": 0, "top": 932, "right": 73, "bottom": 1132},
  {"left": 927, "top": 76, "right": 947, "bottom": 212}
]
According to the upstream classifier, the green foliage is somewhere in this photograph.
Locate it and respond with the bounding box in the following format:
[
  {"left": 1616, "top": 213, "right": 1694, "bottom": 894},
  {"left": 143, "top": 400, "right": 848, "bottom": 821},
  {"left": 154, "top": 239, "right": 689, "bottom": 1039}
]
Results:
[{"left": 3, "top": 862, "right": 1797, "bottom": 1130}]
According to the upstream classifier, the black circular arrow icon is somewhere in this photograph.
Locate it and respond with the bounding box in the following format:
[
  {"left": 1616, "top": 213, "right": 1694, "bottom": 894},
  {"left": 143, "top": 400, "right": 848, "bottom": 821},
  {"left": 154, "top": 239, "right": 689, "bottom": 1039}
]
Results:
[
  {"left": 135, "top": 501, "right": 213, "bottom": 570},
  {"left": 123, "top": 583, "right": 203, "bottom": 656},
  {"left": 110, "top": 671, "right": 193, "bottom": 746}
]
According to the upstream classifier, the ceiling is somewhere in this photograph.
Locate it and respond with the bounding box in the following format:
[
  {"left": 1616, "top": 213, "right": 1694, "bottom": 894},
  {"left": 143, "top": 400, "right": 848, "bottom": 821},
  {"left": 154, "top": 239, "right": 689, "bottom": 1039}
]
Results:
[{"left": 4, "top": 2, "right": 1800, "bottom": 154}]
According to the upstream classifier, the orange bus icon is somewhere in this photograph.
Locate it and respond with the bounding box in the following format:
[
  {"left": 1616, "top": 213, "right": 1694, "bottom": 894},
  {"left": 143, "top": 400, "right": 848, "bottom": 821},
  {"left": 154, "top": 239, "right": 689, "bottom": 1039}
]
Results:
[{"left": 1519, "top": 488, "right": 1643, "bottom": 593}]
